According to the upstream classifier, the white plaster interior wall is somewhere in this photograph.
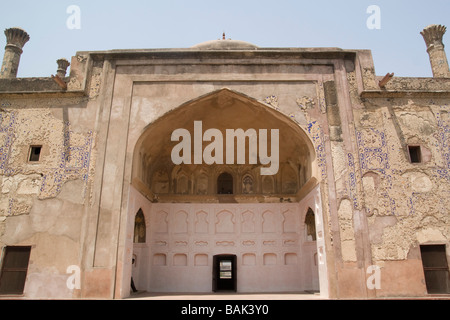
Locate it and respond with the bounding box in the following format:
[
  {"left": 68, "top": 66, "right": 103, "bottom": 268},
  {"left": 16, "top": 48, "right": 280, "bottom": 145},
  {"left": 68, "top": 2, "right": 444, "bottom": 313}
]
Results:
[{"left": 126, "top": 185, "right": 324, "bottom": 294}]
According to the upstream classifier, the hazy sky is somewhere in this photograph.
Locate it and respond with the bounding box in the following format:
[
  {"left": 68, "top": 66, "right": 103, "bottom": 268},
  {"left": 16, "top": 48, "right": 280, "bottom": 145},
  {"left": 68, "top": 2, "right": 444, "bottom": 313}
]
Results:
[{"left": 0, "top": 0, "right": 449, "bottom": 77}]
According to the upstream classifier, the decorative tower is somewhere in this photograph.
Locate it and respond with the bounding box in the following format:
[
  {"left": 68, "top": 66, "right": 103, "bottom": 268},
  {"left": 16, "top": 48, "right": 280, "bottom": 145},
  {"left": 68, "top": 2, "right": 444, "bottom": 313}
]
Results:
[
  {"left": 0, "top": 27, "right": 30, "bottom": 78},
  {"left": 56, "top": 58, "right": 71, "bottom": 78},
  {"left": 420, "top": 24, "right": 450, "bottom": 78}
]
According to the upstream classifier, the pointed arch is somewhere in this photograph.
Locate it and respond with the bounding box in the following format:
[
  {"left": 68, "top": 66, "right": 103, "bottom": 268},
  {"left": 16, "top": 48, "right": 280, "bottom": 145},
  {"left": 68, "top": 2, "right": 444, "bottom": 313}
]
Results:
[
  {"left": 131, "top": 88, "right": 318, "bottom": 201},
  {"left": 133, "top": 209, "right": 146, "bottom": 243},
  {"left": 305, "top": 207, "right": 316, "bottom": 241},
  {"left": 217, "top": 172, "right": 233, "bottom": 194}
]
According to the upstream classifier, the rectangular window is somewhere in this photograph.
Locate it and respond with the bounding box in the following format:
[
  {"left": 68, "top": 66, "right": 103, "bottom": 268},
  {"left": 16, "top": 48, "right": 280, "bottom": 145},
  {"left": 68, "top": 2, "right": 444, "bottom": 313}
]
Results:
[
  {"left": 28, "top": 145, "right": 42, "bottom": 162},
  {"left": 420, "top": 245, "right": 450, "bottom": 294},
  {"left": 408, "top": 145, "right": 421, "bottom": 163},
  {"left": 0, "top": 246, "right": 32, "bottom": 295}
]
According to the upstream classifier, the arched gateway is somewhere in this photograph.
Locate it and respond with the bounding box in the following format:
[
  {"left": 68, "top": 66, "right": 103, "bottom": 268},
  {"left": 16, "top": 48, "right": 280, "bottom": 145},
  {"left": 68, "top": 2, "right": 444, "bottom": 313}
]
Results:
[{"left": 122, "top": 89, "right": 328, "bottom": 295}]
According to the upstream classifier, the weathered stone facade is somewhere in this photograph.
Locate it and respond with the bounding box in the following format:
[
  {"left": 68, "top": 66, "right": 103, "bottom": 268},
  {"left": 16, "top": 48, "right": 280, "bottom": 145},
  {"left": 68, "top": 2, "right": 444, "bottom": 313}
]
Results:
[{"left": 0, "top": 25, "right": 449, "bottom": 299}]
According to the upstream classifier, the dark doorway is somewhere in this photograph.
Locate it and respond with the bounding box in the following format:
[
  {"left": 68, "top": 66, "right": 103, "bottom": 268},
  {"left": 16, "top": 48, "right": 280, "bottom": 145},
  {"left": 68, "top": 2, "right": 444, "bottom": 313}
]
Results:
[
  {"left": 212, "top": 254, "right": 237, "bottom": 292},
  {"left": 420, "top": 245, "right": 450, "bottom": 294},
  {"left": 0, "top": 246, "right": 32, "bottom": 295},
  {"left": 217, "top": 173, "right": 233, "bottom": 194}
]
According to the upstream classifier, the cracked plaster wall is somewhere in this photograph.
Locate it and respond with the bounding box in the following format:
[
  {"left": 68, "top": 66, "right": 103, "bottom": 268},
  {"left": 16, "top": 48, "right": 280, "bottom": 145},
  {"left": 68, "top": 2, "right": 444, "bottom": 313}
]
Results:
[
  {"left": 0, "top": 47, "right": 448, "bottom": 298},
  {"left": 350, "top": 60, "right": 450, "bottom": 265},
  {"left": 0, "top": 65, "right": 100, "bottom": 297}
]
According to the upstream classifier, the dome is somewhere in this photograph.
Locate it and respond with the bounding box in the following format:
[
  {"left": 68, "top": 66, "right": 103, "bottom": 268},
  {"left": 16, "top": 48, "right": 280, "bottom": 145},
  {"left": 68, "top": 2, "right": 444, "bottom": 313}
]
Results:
[{"left": 191, "top": 38, "right": 258, "bottom": 50}]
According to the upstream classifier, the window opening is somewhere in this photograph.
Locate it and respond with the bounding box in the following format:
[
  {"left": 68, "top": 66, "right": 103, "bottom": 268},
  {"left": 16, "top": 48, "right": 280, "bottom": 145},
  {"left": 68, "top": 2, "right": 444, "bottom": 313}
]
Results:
[
  {"left": 217, "top": 172, "right": 233, "bottom": 194},
  {"left": 0, "top": 246, "right": 32, "bottom": 295},
  {"left": 408, "top": 146, "right": 421, "bottom": 163},
  {"left": 420, "top": 245, "right": 450, "bottom": 294},
  {"left": 28, "top": 146, "right": 42, "bottom": 162}
]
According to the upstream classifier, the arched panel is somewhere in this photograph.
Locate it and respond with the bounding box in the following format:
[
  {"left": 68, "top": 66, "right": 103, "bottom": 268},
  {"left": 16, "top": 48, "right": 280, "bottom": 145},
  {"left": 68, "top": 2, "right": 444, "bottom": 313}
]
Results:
[{"left": 133, "top": 209, "right": 146, "bottom": 243}]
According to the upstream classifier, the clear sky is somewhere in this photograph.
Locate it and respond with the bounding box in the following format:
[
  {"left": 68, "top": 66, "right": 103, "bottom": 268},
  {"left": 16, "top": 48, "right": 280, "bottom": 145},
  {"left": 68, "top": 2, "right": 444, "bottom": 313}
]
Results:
[{"left": 0, "top": 0, "right": 449, "bottom": 78}]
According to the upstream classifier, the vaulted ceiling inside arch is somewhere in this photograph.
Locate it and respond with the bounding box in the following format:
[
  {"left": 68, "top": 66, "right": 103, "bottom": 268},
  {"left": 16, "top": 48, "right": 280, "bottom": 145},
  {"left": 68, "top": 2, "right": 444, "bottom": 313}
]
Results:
[{"left": 133, "top": 89, "right": 316, "bottom": 202}]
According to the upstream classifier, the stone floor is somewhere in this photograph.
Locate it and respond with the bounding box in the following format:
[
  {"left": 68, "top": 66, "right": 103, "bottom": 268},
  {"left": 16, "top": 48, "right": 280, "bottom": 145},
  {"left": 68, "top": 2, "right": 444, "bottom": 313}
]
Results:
[
  {"left": 125, "top": 291, "right": 450, "bottom": 300},
  {"left": 126, "top": 291, "right": 324, "bottom": 300}
]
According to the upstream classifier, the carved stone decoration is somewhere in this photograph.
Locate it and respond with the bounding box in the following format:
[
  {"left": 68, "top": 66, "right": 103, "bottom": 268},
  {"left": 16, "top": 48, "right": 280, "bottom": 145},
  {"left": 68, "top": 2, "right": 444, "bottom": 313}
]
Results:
[
  {"left": 421, "top": 24, "right": 450, "bottom": 77},
  {"left": 242, "top": 240, "right": 255, "bottom": 246},
  {"left": 56, "top": 58, "right": 70, "bottom": 78},
  {"left": 152, "top": 170, "right": 169, "bottom": 194},
  {"left": 176, "top": 173, "right": 189, "bottom": 194},
  {"left": 262, "top": 210, "right": 278, "bottom": 233},
  {"left": 0, "top": 27, "right": 30, "bottom": 78},
  {"left": 281, "top": 165, "right": 297, "bottom": 194},
  {"left": 76, "top": 55, "right": 87, "bottom": 63},
  {"left": 196, "top": 173, "right": 208, "bottom": 195},
  {"left": 241, "top": 210, "right": 255, "bottom": 233},
  {"left": 296, "top": 96, "right": 315, "bottom": 110},
  {"left": 216, "top": 241, "right": 235, "bottom": 246},
  {"left": 264, "top": 95, "right": 279, "bottom": 109},
  {"left": 154, "top": 210, "right": 168, "bottom": 233},
  {"left": 242, "top": 174, "right": 254, "bottom": 194},
  {"left": 282, "top": 209, "right": 296, "bottom": 233},
  {"left": 195, "top": 211, "right": 209, "bottom": 234},
  {"left": 316, "top": 82, "right": 327, "bottom": 113},
  {"left": 262, "top": 176, "right": 275, "bottom": 194},
  {"left": 215, "top": 210, "right": 235, "bottom": 233}
]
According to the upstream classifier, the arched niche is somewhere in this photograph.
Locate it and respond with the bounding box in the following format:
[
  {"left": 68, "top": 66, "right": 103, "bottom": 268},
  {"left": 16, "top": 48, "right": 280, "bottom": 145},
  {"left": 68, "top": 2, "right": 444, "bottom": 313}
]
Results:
[
  {"left": 305, "top": 208, "right": 316, "bottom": 241},
  {"left": 132, "top": 88, "right": 317, "bottom": 203},
  {"left": 133, "top": 209, "right": 146, "bottom": 243},
  {"left": 217, "top": 172, "right": 233, "bottom": 194}
]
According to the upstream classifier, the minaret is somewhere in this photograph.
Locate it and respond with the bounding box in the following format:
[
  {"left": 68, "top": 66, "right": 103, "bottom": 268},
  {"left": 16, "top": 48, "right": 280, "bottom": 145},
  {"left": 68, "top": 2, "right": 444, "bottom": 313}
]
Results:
[
  {"left": 56, "top": 58, "right": 71, "bottom": 78},
  {"left": 0, "top": 27, "right": 30, "bottom": 78},
  {"left": 420, "top": 24, "right": 450, "bottom": 78}
]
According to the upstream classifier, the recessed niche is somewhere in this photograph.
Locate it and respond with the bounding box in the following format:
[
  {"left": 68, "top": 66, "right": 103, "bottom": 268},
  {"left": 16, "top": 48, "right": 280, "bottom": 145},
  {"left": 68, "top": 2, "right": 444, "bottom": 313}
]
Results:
[{"left": 173, "top": 253, "right": 188, "bottom": 266}]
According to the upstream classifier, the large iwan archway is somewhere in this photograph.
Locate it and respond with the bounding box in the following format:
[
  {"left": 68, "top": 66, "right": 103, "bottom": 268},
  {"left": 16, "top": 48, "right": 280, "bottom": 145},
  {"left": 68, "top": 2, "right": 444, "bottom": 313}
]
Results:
[{"left": 124, "top": 89, "right": 328, "bottom": 295}]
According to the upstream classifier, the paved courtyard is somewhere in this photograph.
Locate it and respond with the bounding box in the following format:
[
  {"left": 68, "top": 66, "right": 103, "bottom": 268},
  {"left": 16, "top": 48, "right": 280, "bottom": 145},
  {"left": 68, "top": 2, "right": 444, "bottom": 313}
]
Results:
[
  {"left": 125, "top": 291, "right": 450, "bottom": 300},
  {"left": 126, "top": 291, "right": 324, "bottom": 300}
]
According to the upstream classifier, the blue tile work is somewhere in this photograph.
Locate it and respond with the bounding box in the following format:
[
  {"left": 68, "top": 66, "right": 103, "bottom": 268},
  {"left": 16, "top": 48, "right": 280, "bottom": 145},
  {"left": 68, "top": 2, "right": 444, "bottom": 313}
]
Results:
[
  {"left": 347, "top": 152, "right": 359, "bottom": 210},
  {"left": 434, "top": 104, "right": 450, "bottom": 182},
  {"left": 407, "top": 192, "right": 420, "bottom": 216},
  {"left": 357, "top": 129, "right": 389, "bottom": 173},
  {"left": 1, "top": 109, "right": 94, "bottom": 200},
  {"left": 357, "top": 104, "right": 449, "bottom": 217},
  {"left": 0, "top": 110, "right": 17, "bottom": 176},
  {"left": 39, "top": 121, "right": 94, "bottom": 199},
  {"left": 430, "top": 104, "right": 450, "bottom": 216},
  {"left": 307, "top": 120, "right": 327, "bottom": 180},
  {"left": 356, "top": 127, "right": 397, "bottom": 216},
  {"left": 405, "top": 103, "right": 449, "bottom": 216},
  {"left": 263, "top": 93, "right": 328, "bottom": 182}
]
